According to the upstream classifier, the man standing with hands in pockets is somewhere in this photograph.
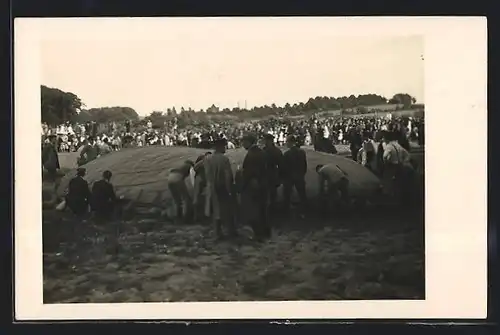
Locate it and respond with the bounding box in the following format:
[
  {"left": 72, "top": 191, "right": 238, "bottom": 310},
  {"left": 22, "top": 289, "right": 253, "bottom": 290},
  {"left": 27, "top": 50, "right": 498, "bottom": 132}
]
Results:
[{"left": 205, "top": 138, "right": 237, "bottom": 240}]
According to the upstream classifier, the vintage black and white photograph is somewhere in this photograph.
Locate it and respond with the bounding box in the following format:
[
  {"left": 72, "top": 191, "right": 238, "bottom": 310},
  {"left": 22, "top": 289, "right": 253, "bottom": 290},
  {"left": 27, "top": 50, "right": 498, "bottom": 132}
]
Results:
[
  {"left": 39, "top": 24, "right": 426, "bottom": 304},
  {"left": 14, "top": 17, "right": 488, "bottom": 319}
]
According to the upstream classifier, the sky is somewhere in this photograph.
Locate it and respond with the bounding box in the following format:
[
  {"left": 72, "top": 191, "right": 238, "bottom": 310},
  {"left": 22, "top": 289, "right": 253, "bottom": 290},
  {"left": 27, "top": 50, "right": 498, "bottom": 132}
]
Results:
[{"left": 40, "top": 19, "right": 424, "bottom": 116}]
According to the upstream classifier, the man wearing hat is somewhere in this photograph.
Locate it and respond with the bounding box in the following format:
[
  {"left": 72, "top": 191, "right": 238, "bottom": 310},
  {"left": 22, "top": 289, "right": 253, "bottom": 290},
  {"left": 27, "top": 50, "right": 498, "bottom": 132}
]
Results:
[
  {"left": 282, "top": 135, "right": 308, "bottom": 218},
  {"left": 262, "top": 133, "right": 283, "bottom": 216},
  {"left": 65, "top": 167, "right": 91, "bottom": 217},
  {"left": 204, "top": 137, "right": 237, "bottom": 239},
  {"left": 167, "top": 159, "right": 195, "bottom": 223},
  {"left": 240, "top": 133, "right": 270, "bottom": 240}
]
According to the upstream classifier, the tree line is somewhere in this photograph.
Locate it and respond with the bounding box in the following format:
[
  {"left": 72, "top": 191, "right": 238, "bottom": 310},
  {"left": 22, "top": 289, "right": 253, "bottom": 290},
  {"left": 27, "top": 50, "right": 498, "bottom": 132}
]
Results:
[
  {"left": 145, "top": 93, "right": 418, "bottom": 128},
  {"left": 41, "top": 85, "right": 140, "bottom": 126},
  {"left": 41, "top": 85, "right": 419, "bottom": 127}
]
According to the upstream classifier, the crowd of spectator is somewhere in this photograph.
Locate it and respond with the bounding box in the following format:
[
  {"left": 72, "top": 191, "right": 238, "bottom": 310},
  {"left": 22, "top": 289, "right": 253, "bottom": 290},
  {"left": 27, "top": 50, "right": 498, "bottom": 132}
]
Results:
[{"left": 41, "top": 112, "right": 424, "bottom": 157}]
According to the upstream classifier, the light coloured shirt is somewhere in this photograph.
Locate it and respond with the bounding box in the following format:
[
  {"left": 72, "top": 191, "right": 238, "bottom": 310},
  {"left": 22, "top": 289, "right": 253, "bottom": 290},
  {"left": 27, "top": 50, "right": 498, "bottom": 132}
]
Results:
[
  {"left": 318, "top": 164, "right": 347, "bottom": 185},
  {"left": 100, "top": 143, "right": 112, "bottom": 155},
  {"left": 204, "top": 152, "right": 233, "bottom": 194}
]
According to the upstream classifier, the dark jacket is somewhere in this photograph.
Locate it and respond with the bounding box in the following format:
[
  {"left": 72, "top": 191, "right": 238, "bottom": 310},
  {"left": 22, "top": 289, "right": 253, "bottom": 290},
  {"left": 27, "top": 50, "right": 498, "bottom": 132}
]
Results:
[
  {"left": 282, "top": 146, "right": 307, "bottom": 181},
  {"left": 42, "top": 143, "right": 60, "bottom": 170},
  {"left": 66, "top": 176, "right": 91, "bottom": 214},
  {"left": 397, "top": 131, "right": 411, "bottom": 151},
  {"left": 349, "top": 131, "right": 363, "bottom": 150},
  {"left": 242, "top": 145, "right": 267, "bottom": 191},
  {"left": 263, "top": 144, "right": 283, "bottom": 187},
  {"left": 91, "top": 179, "right": 116, "bottom": 211},
  {"left": 376, "top": 142, "right": 385, "bottom": 175}
]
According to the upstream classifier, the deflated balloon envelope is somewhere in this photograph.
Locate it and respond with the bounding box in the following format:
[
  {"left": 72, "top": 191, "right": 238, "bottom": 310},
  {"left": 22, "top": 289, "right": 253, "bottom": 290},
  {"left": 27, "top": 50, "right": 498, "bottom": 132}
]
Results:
[{"left": 57, "top": 146, "right": 382, "bottom": 205}]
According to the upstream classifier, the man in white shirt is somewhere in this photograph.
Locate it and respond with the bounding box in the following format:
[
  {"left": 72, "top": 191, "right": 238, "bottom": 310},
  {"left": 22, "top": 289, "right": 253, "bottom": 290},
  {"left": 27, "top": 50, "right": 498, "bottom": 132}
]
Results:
[
  {"left": 383, "top": 138, "right": 411, "bottom": 167},
  {"left": 227, "top": 141, "right": 236, "bottom": 149},
  {"left": 316, "top": 164, "right": 350, "bottom": 216},
  {"left": 381, "top": 131, "right": 414, "bottom": 202}
]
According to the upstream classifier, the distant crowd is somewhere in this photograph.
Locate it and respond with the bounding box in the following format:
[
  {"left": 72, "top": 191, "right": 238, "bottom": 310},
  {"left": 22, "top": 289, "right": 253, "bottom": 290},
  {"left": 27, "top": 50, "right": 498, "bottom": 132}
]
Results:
[{"left": 41, "top": 113, "right": 424, "bottom": 159}]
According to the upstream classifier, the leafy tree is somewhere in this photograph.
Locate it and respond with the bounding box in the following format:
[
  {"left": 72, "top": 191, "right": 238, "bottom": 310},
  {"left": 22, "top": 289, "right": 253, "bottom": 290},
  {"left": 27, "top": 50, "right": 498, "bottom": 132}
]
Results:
[
  {"left": 77, "top": 107, "right": 139, "bottom": 123},
  {"left": 41, "top": 85, "right": 83, "bottom": 125},
  {"left": 148, "top": 111, "right": 169, "bottom": 128},
  {"left": 388, "top": 93, "right": 417, "bottom": 108},
  {"left": 44, "top": 84, "right": 422, "bottom": 128}
]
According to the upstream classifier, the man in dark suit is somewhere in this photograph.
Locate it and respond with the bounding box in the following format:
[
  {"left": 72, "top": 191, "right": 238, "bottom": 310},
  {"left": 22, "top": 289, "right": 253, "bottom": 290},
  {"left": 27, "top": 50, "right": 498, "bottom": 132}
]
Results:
[
  {"left": 91, "top": 170, "right": 118, "bottom": 221},
  {"left": 262, "top": 133, "right": 283, "bottom": 216},
  {"left": 348, "top": 126, "right": 363, "bottom": 162},
  {"left": 282, "top": 135, "right": 308, "bottom": 218},
  {"left": 42, "top": 135, "right": 61, "bottom": 189},
  {"left": 91, "top": 121, "right": 98, "bottom": 138},
  {"left": 66, "top": 168, "right": 91, "bottom": 217},
  {"left": 241, "top": 133, "right": 270, "bottom": 240}
]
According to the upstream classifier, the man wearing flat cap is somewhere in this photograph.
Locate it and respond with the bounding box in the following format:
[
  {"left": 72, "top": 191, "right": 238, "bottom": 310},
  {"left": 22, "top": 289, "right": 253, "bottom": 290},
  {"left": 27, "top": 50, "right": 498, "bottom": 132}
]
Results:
[
  {"left": 240, "top": 133, "right": 270, "bottom": 240},
  {"left": 262, "top": 133, "right": 283, "bottom": 216}
]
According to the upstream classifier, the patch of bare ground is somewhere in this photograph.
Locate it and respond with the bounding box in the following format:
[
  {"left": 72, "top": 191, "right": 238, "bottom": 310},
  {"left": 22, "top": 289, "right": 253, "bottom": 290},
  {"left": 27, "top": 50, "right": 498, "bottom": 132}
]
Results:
[{"left": 43, "top": 203, "right": 424, "bottom": 303}]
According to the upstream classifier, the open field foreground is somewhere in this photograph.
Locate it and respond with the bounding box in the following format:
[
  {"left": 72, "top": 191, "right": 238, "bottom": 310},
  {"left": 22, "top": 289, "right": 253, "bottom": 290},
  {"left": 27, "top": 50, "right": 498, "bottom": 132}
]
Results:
[
  {"left": 44, "top": 145, "right": 425, "bottom": 303},
  {"left": 43, "top": 206, "right": 424, "bottom": 303}
]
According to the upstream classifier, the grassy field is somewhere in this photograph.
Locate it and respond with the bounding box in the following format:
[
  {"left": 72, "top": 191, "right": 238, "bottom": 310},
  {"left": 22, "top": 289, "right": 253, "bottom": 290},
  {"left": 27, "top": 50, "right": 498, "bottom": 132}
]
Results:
[
  {"left": 43, "top": 205, "right": 424, "bottom": 303},
  {"left": 43, "top": 146, "right": 425, "bottom": 303}
]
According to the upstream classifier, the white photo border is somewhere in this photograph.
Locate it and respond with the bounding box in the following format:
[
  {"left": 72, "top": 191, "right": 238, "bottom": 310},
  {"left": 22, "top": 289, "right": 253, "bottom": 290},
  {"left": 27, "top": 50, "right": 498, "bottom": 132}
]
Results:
[{"left": 14, "top": 17, "right": 488, "bottom": 320}]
